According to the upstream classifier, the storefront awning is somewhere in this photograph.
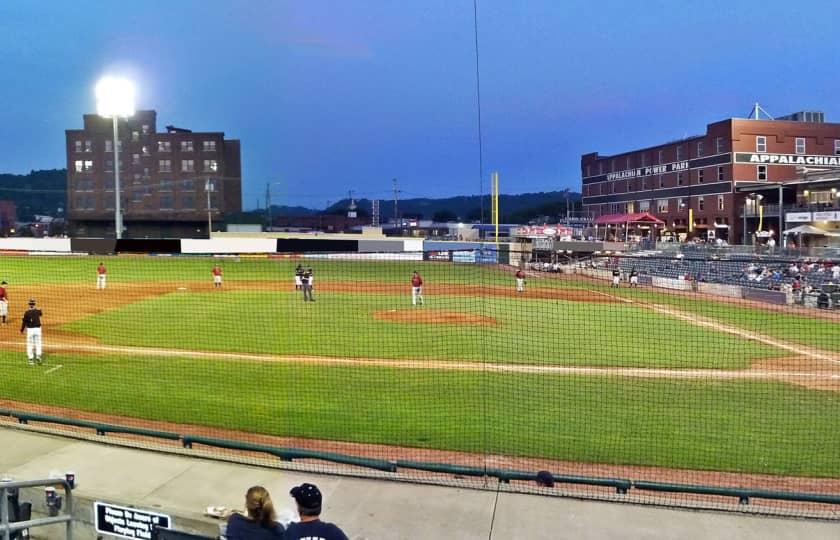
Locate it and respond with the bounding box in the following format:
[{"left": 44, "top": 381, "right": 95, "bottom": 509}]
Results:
[{"left": 593, "top": 212, "right": 665, "bottom": 225}]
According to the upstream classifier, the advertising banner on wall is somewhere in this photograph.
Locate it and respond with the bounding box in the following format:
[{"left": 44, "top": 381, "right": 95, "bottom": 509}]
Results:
[{"left": 452, "top": 250, "right": 476, "bottom": 263}]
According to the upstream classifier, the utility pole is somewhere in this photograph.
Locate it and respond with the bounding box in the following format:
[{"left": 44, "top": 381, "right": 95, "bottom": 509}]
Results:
[
  {"left": 392, "top": 178, "right": 400, "bottom": 224},
  {"left": 205, "top": 179, "right": 215, "bottom": 237},
  {"left": 265, "top": 182, "right": 271, "bottom": 231}
]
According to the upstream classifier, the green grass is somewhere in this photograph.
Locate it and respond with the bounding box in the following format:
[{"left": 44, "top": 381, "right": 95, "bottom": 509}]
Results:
[
  {"left": 1, "top": 351, "right": 838, "bottom": 478},
  {"left": 61, "top": 290, "right": 778, "bottom": 368}
]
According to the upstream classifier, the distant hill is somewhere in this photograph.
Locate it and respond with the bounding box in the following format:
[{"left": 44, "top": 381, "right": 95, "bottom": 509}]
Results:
[
  {"left": 0, "top": 169, "right": 66, "bottom": 221},
  {"left": 324, "top": 191, "right": 582, "bottom": 223}
]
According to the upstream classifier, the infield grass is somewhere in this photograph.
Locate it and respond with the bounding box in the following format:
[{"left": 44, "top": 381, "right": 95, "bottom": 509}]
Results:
[
  {"left": 61, "top": 290, "right": 778, "bottom": 368},
  {"left": 2, "top": 351, "right": 838, "bottom": 478}
]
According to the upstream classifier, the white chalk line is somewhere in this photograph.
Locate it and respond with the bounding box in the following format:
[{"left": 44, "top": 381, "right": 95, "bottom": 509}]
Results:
[
  {"left": 0, "top": 340, "right": 833, "bottom": 383},
  {"left": 587, "top": 288, "right": 840, "bottom": 366},
  {"left": 43, "top": 364, "right": 63, "bottom": 375}
]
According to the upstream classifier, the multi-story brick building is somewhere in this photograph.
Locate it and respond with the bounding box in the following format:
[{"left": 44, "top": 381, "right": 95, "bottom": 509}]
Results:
[
  {"left": 581, "top": 111, "right": 840, "bottom": 244},
  {"left": 65, "top": 110, "right": 241, "bottom": 238}
]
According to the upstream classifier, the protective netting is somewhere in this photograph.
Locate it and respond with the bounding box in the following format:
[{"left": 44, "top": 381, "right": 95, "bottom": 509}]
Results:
[{"left": 1, "top": 251, "right": 839, "bottom": 518}]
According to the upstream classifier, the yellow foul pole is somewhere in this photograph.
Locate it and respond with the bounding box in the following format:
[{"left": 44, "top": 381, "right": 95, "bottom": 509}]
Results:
[{"left": 491, "top": 171, "right": 499, "bottom": 245}]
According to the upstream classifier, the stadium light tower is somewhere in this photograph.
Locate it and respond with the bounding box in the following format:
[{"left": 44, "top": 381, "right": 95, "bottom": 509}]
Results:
[{"left": 96, "top": 76, "right": 136, "bottom": 239}]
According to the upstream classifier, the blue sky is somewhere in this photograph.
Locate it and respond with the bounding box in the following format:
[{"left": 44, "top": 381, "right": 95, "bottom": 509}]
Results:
[{"left": 1, "top": 1, "right": 838, "bottom": 208}]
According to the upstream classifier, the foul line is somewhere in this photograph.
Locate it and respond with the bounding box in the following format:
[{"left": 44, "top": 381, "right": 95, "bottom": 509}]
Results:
[
  {"left": 588, "top": 288, "right": 840, "bottom": 366},
  {"left": 43, "top": 364, "right": 63, "bottom": 375}
]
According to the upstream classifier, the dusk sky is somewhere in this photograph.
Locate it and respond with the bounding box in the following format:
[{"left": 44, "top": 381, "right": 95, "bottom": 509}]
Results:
[{"left": 1, "top": 1, "right": 839, "bottom": 209}]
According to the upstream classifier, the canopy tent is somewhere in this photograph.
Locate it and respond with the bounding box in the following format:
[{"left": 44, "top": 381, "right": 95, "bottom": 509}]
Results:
[
  {"left": 593, "top": 212, "right": 665, "bottom": 225},
  {"left": 782, "top": 224, "right": 840, "bottom": 237}
]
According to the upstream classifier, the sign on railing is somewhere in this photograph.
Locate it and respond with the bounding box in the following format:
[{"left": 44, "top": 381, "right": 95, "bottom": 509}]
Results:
[{"left": 95, "top": 502, "right": 171, "bottom": 540}]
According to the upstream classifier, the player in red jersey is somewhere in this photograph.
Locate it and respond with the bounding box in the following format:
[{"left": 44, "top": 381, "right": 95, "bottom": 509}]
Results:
[
  {"left": 0, "top": 280, "right": 8, "bottom": 324},
  {"left": 96, "top": 262, "right": 107, "bottom": 290},
  {"left": 515, "top": 269, "right": 526, "bottom": 293},
  {"left": 212, "top": 264, "right": 223, "bottom": 288},
  {"left": 411, "top": 271, "right": 424, "bottom": 306}
]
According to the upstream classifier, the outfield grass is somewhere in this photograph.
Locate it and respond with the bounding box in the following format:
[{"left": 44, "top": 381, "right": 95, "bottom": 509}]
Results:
[
  {"left": 2, "top": 351, "right": 838, "bottom": 478},
  {"left": 62, "top": 290, "right": 778, "bottom": 368}
]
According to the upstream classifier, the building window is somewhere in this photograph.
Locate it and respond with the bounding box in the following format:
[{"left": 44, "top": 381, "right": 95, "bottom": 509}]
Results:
[
  {"left": 105, "top": 140, "right": 113, "bottom": 153},
  {"left": 626, "top": 156, "right": 632, "bottom": 169},
  {"left": 84, "top": 140, "right": 92, "bottom": 152},
  {"left": 131, "top": 189, "right": 143, "bottom": 203},
  {"left": 142, "top": 124, "right": 150, "bottom": 135},
  {"left": 142, "top": 146, "right": 151, "bottom": 156},
  {"left": 795, "top": 137, "right": 806, "bottom": 154},
  {"left": 641, "top": 178, "right": 646, "bottom": 190},
  {"left": 105, "top": 159, "right": 114, "bottom": 172},
  {"left": 610, "top": 160, "right": 616, "bottom": 172},
  {"left": 677, "top": 173, "right": 684, "bottom": 186},
  {"left": 181, "top": 140, "right": 194, "bottom": 152},
  {"left": 757, "top": 165, "right": 768, "bottom": 181},
  {"left": 181, "top": 159, "right": 194, "bottom": 172},
  {"left": 658, "top": 175, "right": 664, "bottom": 188},
  {"left": 676, "top": 146, "right": 683, "bottom": 161},
  {"left": 599, "top": 184, "right": 604, "bottom": 195},
  {"left": 132, "top": 173, "right": 142, "bottom": 183},
  {"left": 715, "top": 137, "right": 724, "bottom": 154},
  {"left": 598, "top": 162, "right": 604, "bottom": 174},
  {"left": 835, "top": 139, "right": 840, "bottom": 155},
  {"left": 159, "top": 178, "right": 173, "bottom": 192},
  {"left": 203, "top": 159, "right": 218, "bottom": 172},
  {"left": 202, "top": 140, "right": 217, "bottom": 152},
  {"left": 160, "top": 194, "right": 174, "bottom": 210},
  {"left": 638, "top": 200, "right": 650, "bottom": 212},
  {"left": 158, "top": 141, "right": 171, "bottom": 152},
  {"left": 181, "top": 178, "right": 195, "bottom": 191},
  {"left": 756, "top": 136, "right": 767, "bottom": 153},
  {"left": 657, "top": 199, "right": 669, "bottom": 213},
  {"left": 131, "top": 131, "right": 139, "bottom": 142},
  {"left": 640, "top": 153, "right": 647, "bottom": 167},
  {"left": 131, "top": 153, "right": 140, "bottom": 165},
  {"left": 159, "top": 159, "right": 172, "bottom": 173},
  {"left": 181, "top": 194, "right": 196, "bottom": 209},
  {"left": 718, "top": 195, "right": 725, "bottom": 211},
  {"left": 585, "top": 164, "right": 591, "bottom": 177},
  {"left": 76, "top": 160, "right": 94, "bottom": 172},
  {"left": 104, "top": 193, "right": 115, "bottom": 209},
  {"left": 697, "top": 141, "right": 704, "bottom": 157},
  {"left": 717, "top": 166, "right": 725, "bottom": 181},
  {"left": 658, "top": 150, "right": 664, "bottom": 164},
  {"left": 698, "top": 196, "right": 705, "bottom": 211},
  {"left": 677, "top": 197, "right": 686, "bottom": 211},
  {"left": 698, "top": 169, "right": 704, "bottom": 183},
  {"left": 610, "top": 182, "right": 615, "bottom": 193},
  {"left": 74, "top": 140, "right": 82, "bottom": 153},
  {"left": 116, "top": 140, "right": 123, "bottom": 152}
]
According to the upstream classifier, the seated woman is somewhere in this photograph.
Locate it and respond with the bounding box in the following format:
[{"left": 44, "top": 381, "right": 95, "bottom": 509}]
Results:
[{"left": 226, "top": 486, "right": 285, "bottom": 539}]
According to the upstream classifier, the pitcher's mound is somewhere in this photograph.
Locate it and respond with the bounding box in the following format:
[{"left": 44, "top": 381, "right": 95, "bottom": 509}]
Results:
[{"left": 373, "top": 309, "right": 498, "bottom": 326}]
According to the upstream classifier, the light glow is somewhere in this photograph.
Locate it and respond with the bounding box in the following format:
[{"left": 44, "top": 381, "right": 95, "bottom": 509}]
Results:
[{"left": 95, "top": 76, "right": 136, "bottom": 117}]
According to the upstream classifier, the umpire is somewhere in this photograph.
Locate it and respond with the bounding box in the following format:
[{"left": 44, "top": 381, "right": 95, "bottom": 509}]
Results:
[
  {"left": 20, "top": 298, "right": 43, "bottom": 366},
  {"left": 302, "top": 268, "right": 315, "bottom": 302}
]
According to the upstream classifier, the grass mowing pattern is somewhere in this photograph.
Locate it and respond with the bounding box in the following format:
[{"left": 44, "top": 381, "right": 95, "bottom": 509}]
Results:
[{"left": 2, "top": 352, "right": 839, "bottom": 477}]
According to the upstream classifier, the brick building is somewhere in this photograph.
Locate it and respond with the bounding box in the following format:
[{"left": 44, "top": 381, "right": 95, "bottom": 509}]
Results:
[
  {"left": 65, "top": 110, "right": 241, "bottom": 238},
  {"left": 581, "top": 111, "right": 840, "bottom": 244}
]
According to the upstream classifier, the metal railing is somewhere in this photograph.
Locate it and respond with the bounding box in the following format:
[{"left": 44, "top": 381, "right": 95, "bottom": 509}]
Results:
[{"left": 0, "top": 477, "right": 74, "bottom": 540}]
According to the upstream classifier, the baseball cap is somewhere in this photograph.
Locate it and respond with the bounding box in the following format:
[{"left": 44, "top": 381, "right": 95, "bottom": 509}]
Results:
[
  {"left": 290, "top": 483, "right": 321, "bottom": 509},
  {"left": 28, "top": 298, "right": 36, "bottom": 305},
  {"left": 1, "top": 281, "right": 6, "bottom": 285}
]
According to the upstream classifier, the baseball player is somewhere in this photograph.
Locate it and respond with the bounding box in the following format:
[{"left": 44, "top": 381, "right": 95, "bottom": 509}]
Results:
[
  {"left": 629, "top": 268, "right": 639, "bottom": 288},
  {"left": 212, "top": 264, "right": 223, "bottom": 288},
  {"left": 301, "top": 268, "right": 315, "bottom": 302},
  {"left": 411, "top": 271, "right": 424, "bottom": 306},
  {"left": 611, "top": 268, "right": 621, "bottom": 288},
  {"left": 96, "top": 261, "right": 107, "bottom": 290},
  {"left": 0, "top": 280, "right": 8, "bottom": 324},
  {"left": 515, "top": 269, "right": 526, "bottom": 293},
  {"left": 294, "top": 264, "right": 304, "bottom": 290},
  {"left": 20, "top": 298, "right": 43, "bottom": 366}
]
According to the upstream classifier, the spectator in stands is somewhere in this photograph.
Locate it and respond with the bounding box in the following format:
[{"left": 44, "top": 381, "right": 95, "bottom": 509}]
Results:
[
  {"left": 285, "top": 483, "right": 348, "bottom": 540},
  {"left": 832, "top": 263, "right": 840, "bottom": 281},
  {"left": 226, "top": 486, "right": 285, "bottom": 539}
]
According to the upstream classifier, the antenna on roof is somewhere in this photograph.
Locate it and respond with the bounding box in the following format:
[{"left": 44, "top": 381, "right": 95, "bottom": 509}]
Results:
[{"left": 748, "top": 102, "right": 774, "bottom": 120}]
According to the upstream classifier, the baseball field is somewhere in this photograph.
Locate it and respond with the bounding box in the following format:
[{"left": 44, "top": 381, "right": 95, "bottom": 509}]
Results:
[{"left": 1, "top": 255, "right": 839, "bottom": 489}]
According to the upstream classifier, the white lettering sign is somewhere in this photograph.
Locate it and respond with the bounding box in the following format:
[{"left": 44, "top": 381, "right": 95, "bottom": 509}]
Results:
[
  {"left": 737, "top": 153, "right": 840, "bottom": 168},
  {"left": 95, "top": 502, "right": 171, "bottom": 540}
]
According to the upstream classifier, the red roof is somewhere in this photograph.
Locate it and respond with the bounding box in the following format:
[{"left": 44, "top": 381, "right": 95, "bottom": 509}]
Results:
[{"left": 593, "top": 212, "right": 665, "bottom": 225}]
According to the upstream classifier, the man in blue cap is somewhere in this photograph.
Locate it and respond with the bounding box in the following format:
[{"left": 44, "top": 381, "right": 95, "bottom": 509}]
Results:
[{"left": 284, "top": 483, "right": 348, "bottom": 540}]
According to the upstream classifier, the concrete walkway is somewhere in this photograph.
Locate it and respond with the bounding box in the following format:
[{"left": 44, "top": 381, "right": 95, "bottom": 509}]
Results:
[{"left": 1, "top": 426, "right": 838, "bottom": 539}]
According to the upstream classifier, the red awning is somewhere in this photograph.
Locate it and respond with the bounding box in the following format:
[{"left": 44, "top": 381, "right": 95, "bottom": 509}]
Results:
[{"left": 593, "top": 212, "right": 665, "bottom": 225}]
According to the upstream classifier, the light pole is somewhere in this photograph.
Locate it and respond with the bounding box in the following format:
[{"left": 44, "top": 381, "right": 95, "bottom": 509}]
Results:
[
  {"left": 95, "top": 76, "right": 135, "bottom": 239},
  {"left": 205, "top": 179, "right": 215, "bottom": 237}
]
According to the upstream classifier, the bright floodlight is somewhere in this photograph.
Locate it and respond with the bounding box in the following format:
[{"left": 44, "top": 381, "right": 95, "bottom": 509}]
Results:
[{"left": 95, "top": 76, "right": 136, "bottom": 117}]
